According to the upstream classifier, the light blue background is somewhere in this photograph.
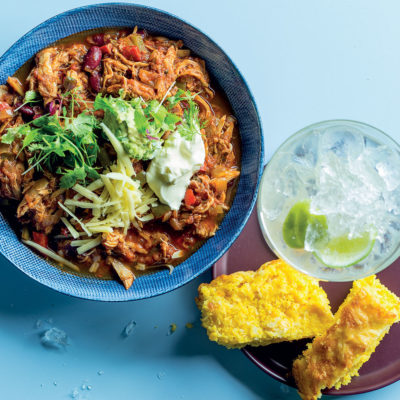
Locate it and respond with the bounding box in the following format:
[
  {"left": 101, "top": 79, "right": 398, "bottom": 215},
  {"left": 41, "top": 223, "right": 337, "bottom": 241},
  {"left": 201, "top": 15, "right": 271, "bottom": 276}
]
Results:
[{"left": 0, "top": 1, "right": 399, "bottom": 399}]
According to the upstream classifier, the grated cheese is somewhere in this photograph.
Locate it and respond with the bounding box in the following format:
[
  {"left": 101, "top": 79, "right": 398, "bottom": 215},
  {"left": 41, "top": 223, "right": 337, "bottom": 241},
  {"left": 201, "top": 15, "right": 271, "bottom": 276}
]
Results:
[
  {"left": 58, "top": 202, "right": 92, "bottom": 237},
  {"left": 59, "top": 124, "right": 158, "bottom": 253},
  {"left": 60, "top": 217, "right": 80, "bottom": 239},
  {"left": 23, "top": 240, "right": 80, "bottom": 272},
  {"left": 75, "top": 236, "right": 102, "bottom": 255},
  {"left": 72, "top": 183, "right": 102, "bottom": 203}
]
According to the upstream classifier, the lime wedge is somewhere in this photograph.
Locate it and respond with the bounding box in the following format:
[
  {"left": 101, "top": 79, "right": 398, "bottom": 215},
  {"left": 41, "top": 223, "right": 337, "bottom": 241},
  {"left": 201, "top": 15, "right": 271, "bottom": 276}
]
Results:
[
  {"left": 313, "top": 231, "right": 375, "bottom": 268},
  {"left": 282, "top": 201, "right": 310, "bottom": 248}
]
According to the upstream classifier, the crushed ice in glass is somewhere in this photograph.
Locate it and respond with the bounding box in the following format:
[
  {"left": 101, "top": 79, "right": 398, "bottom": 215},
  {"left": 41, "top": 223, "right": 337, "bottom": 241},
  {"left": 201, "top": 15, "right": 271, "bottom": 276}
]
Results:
[
  {"left": 40, "top": 327, "right": 69, "bottom": 350},
  {"left": 121, "top": 320, "right": 137, "bottom": 338}
]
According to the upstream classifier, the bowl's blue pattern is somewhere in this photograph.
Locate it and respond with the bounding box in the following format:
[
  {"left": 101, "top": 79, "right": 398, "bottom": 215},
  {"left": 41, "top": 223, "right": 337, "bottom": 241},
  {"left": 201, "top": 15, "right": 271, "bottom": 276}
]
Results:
[{"left": 0, "top": 3, "right": 263, "bottom": 301}]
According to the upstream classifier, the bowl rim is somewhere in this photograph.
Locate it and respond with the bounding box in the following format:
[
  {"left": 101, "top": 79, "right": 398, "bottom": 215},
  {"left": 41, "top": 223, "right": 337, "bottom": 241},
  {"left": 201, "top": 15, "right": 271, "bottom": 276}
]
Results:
[
  {"left": 0, "top": 2, "right": 264, "bottom": 301},
  {"left": 257, "top": 118, "right": 400, "bottom": 282}
]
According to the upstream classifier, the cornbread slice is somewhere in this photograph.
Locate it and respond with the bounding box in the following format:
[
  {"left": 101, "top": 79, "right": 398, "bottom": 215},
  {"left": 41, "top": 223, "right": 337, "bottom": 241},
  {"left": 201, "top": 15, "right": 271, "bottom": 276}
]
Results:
[
  {"left": 196, "top": 259, "right": 334, "bottom": 349},
  {"left": 293, "top": 275, "right": 400, "bottom": 400}
]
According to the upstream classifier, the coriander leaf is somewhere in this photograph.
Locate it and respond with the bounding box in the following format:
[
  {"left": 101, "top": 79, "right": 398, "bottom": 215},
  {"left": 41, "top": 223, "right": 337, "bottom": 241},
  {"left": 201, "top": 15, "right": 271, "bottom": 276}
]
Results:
[
  {"left": 23, "top": 90, "right": 41, "bottom": 103},
  {"left": 84, "top": 165, "right": 100, "bottom": 180},
  {"left": 67, "top": 113, "right": 98, "bottom": 140},
  {"left": 22, "top": 128, "right": 38, "bottom": 147},
  {"left": 1, "top": 124, "right": 32, "bottom": 144},
  {"left": 59, "top": 166, "right": 87, "bottom": 189},
  {"left": 165, "top": 88, "right": 186, "bottom": 108},
  {"left": 164, "top": 113, "right": 181, "bottom": 129},
  {"left": 59, "top": 171, "right": 78, "bottom": 189},
  {"left": 1, "top": 127, "right": 21, "bottom": 144}
]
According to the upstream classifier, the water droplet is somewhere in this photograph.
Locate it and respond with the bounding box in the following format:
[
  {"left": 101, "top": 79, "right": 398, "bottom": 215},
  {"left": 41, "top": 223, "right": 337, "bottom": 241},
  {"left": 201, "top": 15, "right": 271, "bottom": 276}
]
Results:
[
  {"left": 279, "top": 383, "right": 289, "bottom": 394},
  {"left": 157, "top": 372, "right": 166, "bottom": 380},
  {"left": 167, "top": 323, "right": 177, "bottom": 336},
  {"left": 121, "top": 320, "right": 137, "bottom": 338}
]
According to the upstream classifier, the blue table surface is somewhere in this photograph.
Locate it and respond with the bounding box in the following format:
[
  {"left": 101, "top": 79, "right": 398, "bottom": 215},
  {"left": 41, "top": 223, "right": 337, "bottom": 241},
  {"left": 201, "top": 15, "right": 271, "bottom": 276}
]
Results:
[{"left": 1, "top": 1, "right": 400, "bottom": 399}]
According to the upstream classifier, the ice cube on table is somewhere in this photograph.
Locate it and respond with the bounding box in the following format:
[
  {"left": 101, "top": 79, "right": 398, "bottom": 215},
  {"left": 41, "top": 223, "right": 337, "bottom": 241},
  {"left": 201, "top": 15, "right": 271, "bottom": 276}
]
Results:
[{"left": 40, "top": 327, "right": 69, "bottom": 350}]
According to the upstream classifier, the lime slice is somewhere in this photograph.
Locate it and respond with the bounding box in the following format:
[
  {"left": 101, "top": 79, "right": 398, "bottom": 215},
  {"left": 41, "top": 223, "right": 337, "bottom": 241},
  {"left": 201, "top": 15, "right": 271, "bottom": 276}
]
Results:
[
  {"left": 283, "top": 200, "right": 329, "bottom": 249},
  {"left": 282, "top": 201, "right": 310, "bottom": 248},
  {"left": 314, "top": 231, "right": 375, "bottom": 268}
]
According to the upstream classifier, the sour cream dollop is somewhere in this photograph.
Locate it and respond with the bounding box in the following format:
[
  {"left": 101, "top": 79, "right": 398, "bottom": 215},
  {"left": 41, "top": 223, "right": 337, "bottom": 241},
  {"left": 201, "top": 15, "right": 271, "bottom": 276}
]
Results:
[{"left": 146, "top": 131, "right": 205, "bottom": 210}]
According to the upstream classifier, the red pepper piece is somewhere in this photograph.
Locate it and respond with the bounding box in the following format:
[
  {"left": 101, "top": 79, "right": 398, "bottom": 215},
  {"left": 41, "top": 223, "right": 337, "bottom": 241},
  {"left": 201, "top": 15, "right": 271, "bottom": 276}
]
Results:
[
  {"left": 32, "top": 232, "right": 48, "bottom": 248},
  {"left": 121, "top": 45, "right": 142, "bottom": 61},
  {"left": 184, "top": 189, "right": 197, "bottom": 207},
  {"left": 199, "top": 162, "right": 207, "bottom": 173},
  {"left": 100, "top": 44, "right": 112, "bottom": 55}
]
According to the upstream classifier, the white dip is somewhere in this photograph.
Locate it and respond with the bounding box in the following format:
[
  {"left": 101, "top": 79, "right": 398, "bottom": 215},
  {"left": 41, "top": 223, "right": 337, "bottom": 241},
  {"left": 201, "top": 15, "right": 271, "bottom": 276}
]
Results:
[{"left": 146, "top": 131, "right": 205, "bottom": 210}]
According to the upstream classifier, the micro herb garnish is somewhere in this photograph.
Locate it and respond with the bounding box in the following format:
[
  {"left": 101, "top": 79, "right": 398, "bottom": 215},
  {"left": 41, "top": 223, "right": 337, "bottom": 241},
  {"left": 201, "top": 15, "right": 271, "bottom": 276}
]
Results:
[
  {"left": 1, "top": 97, "right": 100, "bottom": 188},
  {"left": 166, "top": 89, "right": 203, "bottom": 140},
  {"left": 14, "top": 90, "right": 42, "bottom": 112},
  {"left": 24, "top": 90, "right": 41, "bottom": 103}
]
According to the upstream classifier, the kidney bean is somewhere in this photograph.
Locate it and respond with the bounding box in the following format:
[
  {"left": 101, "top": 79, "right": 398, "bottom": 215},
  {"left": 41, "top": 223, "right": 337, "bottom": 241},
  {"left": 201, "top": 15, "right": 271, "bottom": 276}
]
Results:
[
  {"left": 46, "top": 101, "right": 57, "bottom": 116},
  {"left": 92, "top": 33, "right": 105, "bottom": 46},
  {"left": 19, "top": 104, "right": 35, "bottom": 121},
  {"left": 64, "top": 243, "right": 78, "bottom": 259},
  {"left": 83, "top": 46, "right": 102, "bottom": 72},
  {"left": 89, "top": 71, "right": 102, "bottom": 93}
]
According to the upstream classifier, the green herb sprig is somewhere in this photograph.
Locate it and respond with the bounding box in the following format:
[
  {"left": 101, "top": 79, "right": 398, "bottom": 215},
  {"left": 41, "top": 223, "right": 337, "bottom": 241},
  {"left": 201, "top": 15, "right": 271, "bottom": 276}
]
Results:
[
  {"left": 166, "top": 89, "right": 203, "bottom": 140},
  {"left": 2, "top": 111, "right": 100, "bottom": 189}
]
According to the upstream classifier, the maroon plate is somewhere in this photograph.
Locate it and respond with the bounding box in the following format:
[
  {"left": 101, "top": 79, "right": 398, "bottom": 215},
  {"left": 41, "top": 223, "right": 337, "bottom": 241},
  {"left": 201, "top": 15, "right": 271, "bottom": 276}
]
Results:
[{"left": 213, "top": 207, "right": 400, "bottom": 395}]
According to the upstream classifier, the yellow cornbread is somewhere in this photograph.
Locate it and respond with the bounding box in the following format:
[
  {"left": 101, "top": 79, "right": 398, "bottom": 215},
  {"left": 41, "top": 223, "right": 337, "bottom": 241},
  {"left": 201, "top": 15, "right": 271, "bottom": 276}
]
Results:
[
  {"left": 293, "top": 275, "right": 400, "bottom": 400},
  {"left": 196, "top": 259, "right": 334, "bottom": 349}
]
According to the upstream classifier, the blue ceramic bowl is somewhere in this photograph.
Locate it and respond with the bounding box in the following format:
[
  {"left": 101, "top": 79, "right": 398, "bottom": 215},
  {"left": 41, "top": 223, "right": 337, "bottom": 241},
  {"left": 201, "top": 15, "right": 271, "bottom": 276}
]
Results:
[{"left": 0, "top": 3, "right": 263, "bottom": 301}]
